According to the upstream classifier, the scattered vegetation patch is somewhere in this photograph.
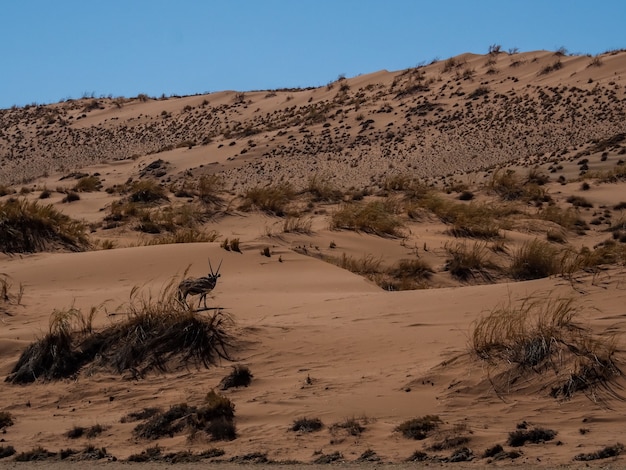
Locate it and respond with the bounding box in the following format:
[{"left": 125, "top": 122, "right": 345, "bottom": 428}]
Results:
[
  {"left": 291, "top": 417, "right": 323, "bottom": 433},
  {"left": 574, "top": 443, "right": 624, "bottom": 461},
  {"left": 0, "top": 446, "right": 16, "bottom": 459},
  {"left": 471, "top": 295, "right": 620, "bottom": 401},
  {"left": 0, "top": 411, "right": 14, "bottom": 429},
  {"left": 482, "top": 444, "right": 521, "bottom": 460},
  {"left": 331, "top": 200, "right": 403, "bottom": 236},
  {"left": 240, "top": 183, "right": 295, "bottom": 216},
  {"left": 507, "top": 427, "right": 557, "bottom": 447},
  {"left": 134, "top": 390, "right": 236, "bottom": 442},
  {"left": 330, "top": 417, "right": 366, "bottom": 436},
  {"left": 66, "top": 424, "right": 106, "bottom": 439},
  {"left": 313, "top": 451, "right": 343, "bottom": 464},
  {"left": 73, "top": 175, "right": 102, "bottom": 192},
  {"left": 509, "top": 239, "right": 560, "bottom": 280},
  {"left": 6, "top": 281, "right": 233, "bottom": 383},
  {"left": 395, "top": 415, "right": 441, "bottom": 440},
  {"left": 14, "top": 446, "right": 57, "bottom": 461},
  {"left": 0, "top": 198, "right": 89, "bottom": 253},
  {"left": 219, "top": 364, "right": 253, "bottom": 390},
  {"left": 445, "top": 242, "right": 498, "bottom": 282}
]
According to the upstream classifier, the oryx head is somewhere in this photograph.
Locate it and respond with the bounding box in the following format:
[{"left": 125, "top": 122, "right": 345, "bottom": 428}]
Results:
[{"left": 208, "top": 258, "right": 222, "bottom": 281}]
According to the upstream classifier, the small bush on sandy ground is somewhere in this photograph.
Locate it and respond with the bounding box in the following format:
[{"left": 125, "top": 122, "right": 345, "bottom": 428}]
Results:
[
  {"left": 574, "top": 443, "right": 624, "bottom": 461},
  {"left": 305, "top": 173, "right": 343, "bottom": 202},
  {"left": 0, "top": 446, "right": 16, "bottom": 459},
  {"left": 66, "top": 424, "right": 106, "bottom": 439},
  {"left": 0, "top": 274, "right": 24, "bottom": 306},
  {"left": 134, "top": 390, "right": 236, "bottom": 442},
  {"left": 240, "top": 183, "right": 295, "bottom": 216},
  {"left": 395, "top": 415, "right": 441, "bottom": 440},
  {"left": 537, "top": 206, "right": 588, "bottom": 233},
  {"left": 291, "top": 417, "right": 323, "bottom": 433},
  {"left": 0, "top": 411, "right": 14, "bottom": 429},
  {"left": 331, "top": 200, "right": 404, "bottom": 236},
  {"left": 0, "top": 198, "right": 89, "bottom": 253},
  {"left": 330, "top": 417, "right": 366, "bottom": 436},
  {"left": 141, "top": 228, "right": 220, "bottom": 246},
  {"left": 445, "top": 242, "right": 499, "bottom": 282},
  {"left": 72, "top": 175, "right": 102, "bottom": 192},
  {"left": 509, "top": 239, "right": 560, "bottom": 280},
  {"left": 283, "top": 216, "right": 312, "bottom": 233},
  {"left": 6, "top": 280, "right": 233, "bottom": 383},
  {"left": 127, "top": 180, "right": 168, "bottom": 204},
  {"left": 471, "top": 295, "right": 620, "bottom": 401},
  {"left": 14, "top": 447, "right": 56, "bottom": 461},
  {"left": 219, "top": 364, "right": 253, "bottom": 390},
  {"left": 507, "top": 427, "right": 556, "bottom": 446}
]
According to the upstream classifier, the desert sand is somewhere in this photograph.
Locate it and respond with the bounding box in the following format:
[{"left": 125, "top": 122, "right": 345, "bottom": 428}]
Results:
[{"left": 1, "top": 48, "right": 626, "bottom": 467}]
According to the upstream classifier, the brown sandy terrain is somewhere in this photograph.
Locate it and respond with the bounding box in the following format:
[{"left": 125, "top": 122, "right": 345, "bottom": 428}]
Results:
[{"left": 1, "top": 49, "right": 626, "bottom": 466}]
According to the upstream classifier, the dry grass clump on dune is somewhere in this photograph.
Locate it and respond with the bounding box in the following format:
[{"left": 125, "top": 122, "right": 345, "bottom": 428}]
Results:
[
  {"left": 5, "top": 280, "right": 233, "bottom": 384},
  {"left": 445, "top": 241, "right": 499, "bottom": 282},
  {"left": 239, "top": 183, "right": 295, "bottom": 216},
  {"left": 509, "top": 239, "right": 561, "bottom": 280},
  {"left": 471, "top": 295, "right": 620, "bottom": 401},
  {"left": 331, "top": 200, "right": 404, "bottom": 236},
  {"left": 132, "top": 390, "right": 236, "bottom": 441},
  {"left": 0, "top": 198, "right": 89, "bottom": 253}
]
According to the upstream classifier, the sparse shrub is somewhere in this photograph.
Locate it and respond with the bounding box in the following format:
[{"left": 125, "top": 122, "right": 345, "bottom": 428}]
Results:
[
  {"left": 538, "top": 205, "right": 588, "bottom": 233},
  {"left": 574, "top": 443, "right": 624, "bottom": 461},
  {"left": 0, "top": 411, "right": 14, "bottom": 428},
  {"left": 261, "top": 246, "right": 271, "bottom": 257},
  {"left": 0, "top": 445, "right": 16, "bottom": 459},
  {"left": 388, "top": 258, "right": 433, "bottom": 281},
  {"left": 330, "top": 417, "right": 366, "bottom": 436},
  {"left": 313, "top": 451, "right": 343, "bottom": 464},
  {"left": 62, "top": 191, "right": 80, "bottom": 203},
  {"left": 509, "top": 239, "right": 560, "bottom": 280},
  {"left": 73, "top": 175, "right": 102, "bottom": 192},
  {"left": 291, "top": 417, "right": 323, "bottom": 433},
  {"left": 566, "top": 195, "right": 593, "bottom": 208},
  {"left": 240, "top": 183, "right": 295, "bottom": 216},
  {"left": 219, "top": 365, "right": 253, "bottom": 390},
  {"left": 14, "top": 446, "right": 56, "bottom": 461},
  {"left": 229, "top": 238, "right": 241, "bottom": 252},
  {"left": 331, "top": 201, "right": 403, "bottom": 237},
  {"left": 6, "top": 281, "right": 234, "bottom": 383},
  {"left": 508, "top": 427, "right": 556, "bottom": 446},
  {"left": 395, "top": 415, "right": 441, "bottom": 440},
  {"left": 128, "top": 180, "right": 168, "bottom": 204},
  {"left": 0, "top": 199, "right": 89, "bottom": 253},
  {"left": 283, "top": 216, "right": 312, "bottom": 234},
  {"left": 121, "top": 407, "right": 161, "bottom": 423},
  {"left": 141, "top": 228, "right": 219, "bottom": 246},
  {"left": 306, "top": 173, "right": 343, "bottom": 202},
  {"left": 336, "top": 253, "right": 382, "bottom": 275},
  {"left": 471, "top": 295, "right": 620, "bottom": 400},
  {"left": 445, "top": 242, "right": 498, "bottom": 282}
]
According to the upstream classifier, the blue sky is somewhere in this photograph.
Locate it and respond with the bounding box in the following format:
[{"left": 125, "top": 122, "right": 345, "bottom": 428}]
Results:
[{"left": 2, "top": 1, "right": 624, "bottom": 109}]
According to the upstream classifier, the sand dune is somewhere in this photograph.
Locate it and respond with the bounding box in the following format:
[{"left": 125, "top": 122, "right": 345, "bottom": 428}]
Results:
[{"left": 2, "top": 49, "right": 626, "bottom": 465}]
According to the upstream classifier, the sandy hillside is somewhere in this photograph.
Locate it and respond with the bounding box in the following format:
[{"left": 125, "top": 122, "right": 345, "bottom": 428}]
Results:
[{"left": 1, "top": 48, "right": 626, "bottom": 466}]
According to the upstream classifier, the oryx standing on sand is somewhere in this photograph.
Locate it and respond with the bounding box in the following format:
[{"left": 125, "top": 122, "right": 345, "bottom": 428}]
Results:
[{"left": 177, "top": 259, "right": 222, "bottom": 309}]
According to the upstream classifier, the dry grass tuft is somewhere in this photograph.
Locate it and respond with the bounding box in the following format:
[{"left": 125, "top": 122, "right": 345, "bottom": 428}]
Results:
[
  {"left": 509, "top": 239, "right": 560, "bottom": 280},
  {"left": 445, "top": 242, "right": 499, "bottom": 282},
  {"left": 6, "top": 279, "right": 233, "bottom": 383},
  {"left": 0, "top": 198, "right": 89, "bottom": 253},
  {"left": 471, "top": 295, "right": 621, "bottom": 401},
  {"left": 331, "top": 200, "right": 403, "bottom": 237},
  {"left": 240, "top": 183, "right": 295, "bottom": 216},
  {"left": 395, "top": 415, "right": 441, "bottom": 440}
]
